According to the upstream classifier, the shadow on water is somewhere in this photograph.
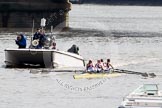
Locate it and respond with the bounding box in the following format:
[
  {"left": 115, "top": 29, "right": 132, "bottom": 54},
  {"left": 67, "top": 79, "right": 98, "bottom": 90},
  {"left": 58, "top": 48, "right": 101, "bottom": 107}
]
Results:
[
  {"left": 1, "top": 65, "right": 7, "bottom": 69},
  {"left": 56, "top": 28, "right": 107, "bottom": 37},
  {"left": 56, "top": 28, "right": 162, "bottom": 38},
  {"left": 3, "top": 63, "right": 45, "bottom": 69},
  {"left": 0, "top": 28, "right": 162, "bottom": 38}
]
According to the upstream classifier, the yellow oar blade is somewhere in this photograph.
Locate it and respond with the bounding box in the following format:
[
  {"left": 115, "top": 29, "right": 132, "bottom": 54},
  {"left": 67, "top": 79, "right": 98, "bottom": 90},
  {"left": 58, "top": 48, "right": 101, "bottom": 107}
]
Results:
[{"left": 73, "top": 73, "right": 122, "bottom": 79}]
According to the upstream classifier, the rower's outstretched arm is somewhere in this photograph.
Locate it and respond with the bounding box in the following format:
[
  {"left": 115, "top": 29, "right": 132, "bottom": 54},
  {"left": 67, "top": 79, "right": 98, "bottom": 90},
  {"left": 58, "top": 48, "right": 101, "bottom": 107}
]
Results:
[{"left": 109, "top": 64, "right": 114, "bottom": 69}]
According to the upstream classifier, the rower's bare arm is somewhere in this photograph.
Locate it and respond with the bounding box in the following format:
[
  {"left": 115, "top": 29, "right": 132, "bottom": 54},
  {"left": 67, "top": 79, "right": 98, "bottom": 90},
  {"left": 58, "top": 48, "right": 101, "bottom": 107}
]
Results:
[{"left": 110, "top": 64, "right": 114, "bottom": 69}]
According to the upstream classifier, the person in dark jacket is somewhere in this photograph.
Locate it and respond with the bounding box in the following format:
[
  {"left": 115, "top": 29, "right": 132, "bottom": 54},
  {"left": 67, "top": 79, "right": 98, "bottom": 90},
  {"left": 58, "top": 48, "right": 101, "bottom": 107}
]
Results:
[
  {"left": 32, "top": 29, "right": 46, "bottom": 49},
  {"left": 33, "top": 28, "right": 41, "bottom": 40},
  {"left": 15, "top": 34, "right": 27, "bottom": 48},
  {"left": 67, "top": 44, "right": 79, "bottom": 55}
]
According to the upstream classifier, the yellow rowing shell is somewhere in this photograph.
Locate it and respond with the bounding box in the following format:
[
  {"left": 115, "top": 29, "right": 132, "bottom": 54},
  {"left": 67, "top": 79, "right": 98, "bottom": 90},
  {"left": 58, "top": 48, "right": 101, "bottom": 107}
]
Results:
[{"left": 73, "top": 73, "right": 122, "bottom": 79}]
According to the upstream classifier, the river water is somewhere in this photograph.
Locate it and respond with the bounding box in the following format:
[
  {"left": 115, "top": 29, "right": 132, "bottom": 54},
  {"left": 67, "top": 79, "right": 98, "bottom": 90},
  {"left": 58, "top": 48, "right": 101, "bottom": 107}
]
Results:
[{"left": 0, "top": 4, "right": 162, "bottom": 108}]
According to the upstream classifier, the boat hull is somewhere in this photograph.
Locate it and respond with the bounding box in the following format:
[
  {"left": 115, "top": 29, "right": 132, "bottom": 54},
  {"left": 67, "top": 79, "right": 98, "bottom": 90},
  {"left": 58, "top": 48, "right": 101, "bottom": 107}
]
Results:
[
  {"left": 73, "top": 73, "right": 121, "bottom": 79},
  {"left": 5, "top": 48, "right": 85, "bottom": 68},
  {"left": 119, "top": 100, "right": 162, "bottom": 108},
  {"left": 119, "top": 84, "right": 162, "bottom": 108}
]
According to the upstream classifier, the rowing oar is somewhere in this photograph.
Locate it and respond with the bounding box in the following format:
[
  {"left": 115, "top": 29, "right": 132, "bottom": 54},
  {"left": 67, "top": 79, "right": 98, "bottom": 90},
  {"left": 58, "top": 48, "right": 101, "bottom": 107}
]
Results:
[
  {"left": 113, "top": 69, "right": 156, "bottom": 78},
  {"left": 30, "top": 69, "right": 86, "bottom": 74}
]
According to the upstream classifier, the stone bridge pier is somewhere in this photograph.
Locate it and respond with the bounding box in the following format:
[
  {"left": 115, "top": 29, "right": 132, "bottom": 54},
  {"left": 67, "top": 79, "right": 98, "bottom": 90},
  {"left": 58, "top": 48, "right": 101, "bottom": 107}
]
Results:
[{"left": 0, "top": 0, "right": 71, "bottom": 30}]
